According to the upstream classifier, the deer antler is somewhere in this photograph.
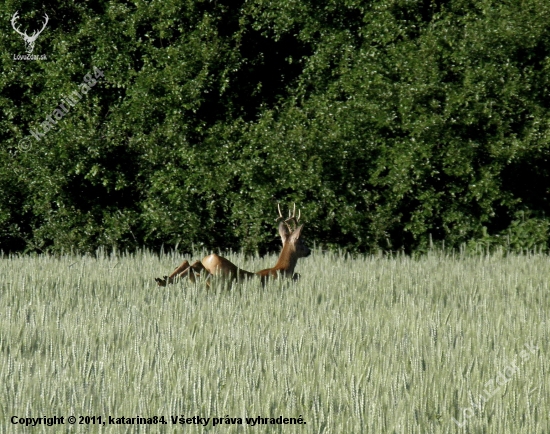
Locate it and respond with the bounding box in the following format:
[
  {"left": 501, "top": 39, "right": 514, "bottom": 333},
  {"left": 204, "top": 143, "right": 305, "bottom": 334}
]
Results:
[
  {"left": 10, "top": 12, "right": 26, "bottom": 38},
  {"left": 33, "top": 13, "right": 49, "bottom": 39},
  {"left": 277, "top": 203, "right": 301, "bottom": 232}
]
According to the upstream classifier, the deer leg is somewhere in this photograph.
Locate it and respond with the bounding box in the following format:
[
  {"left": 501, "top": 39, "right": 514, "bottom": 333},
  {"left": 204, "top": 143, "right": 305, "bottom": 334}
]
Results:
[
  {"left": 155, "top": 260, "right": 190, "bottom": 286},
  {"left": 177, "top": 260, "right": 207, "bottom": 283},
  {"left": 189, "top": 260, "right": 206, "bottom": 273}
]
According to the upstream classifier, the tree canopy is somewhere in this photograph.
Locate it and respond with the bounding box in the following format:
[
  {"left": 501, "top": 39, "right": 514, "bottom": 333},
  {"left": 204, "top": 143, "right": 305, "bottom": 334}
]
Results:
[{"left": 1, "top": 0, "right": 549, "bottom": 254}]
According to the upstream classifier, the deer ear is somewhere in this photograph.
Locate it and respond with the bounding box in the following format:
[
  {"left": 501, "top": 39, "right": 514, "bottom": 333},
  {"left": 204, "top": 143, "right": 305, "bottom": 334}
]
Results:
[
  {"left": 279, "top": 221, "right": 290, "bottom": 242},
  {"left": 290, "top": 225, "right": 303, "bottom": 241}
]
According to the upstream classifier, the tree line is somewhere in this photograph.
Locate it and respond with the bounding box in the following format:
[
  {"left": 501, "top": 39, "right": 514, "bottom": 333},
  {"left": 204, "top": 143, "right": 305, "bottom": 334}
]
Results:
[{"left": 1, "top": 0, "right": 549, "bottom": 255}]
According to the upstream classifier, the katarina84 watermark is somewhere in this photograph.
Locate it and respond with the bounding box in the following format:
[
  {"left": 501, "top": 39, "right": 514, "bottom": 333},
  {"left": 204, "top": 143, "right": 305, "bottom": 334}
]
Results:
[{"left": 17, "top": 66, "right": 105, "bottom": 152}]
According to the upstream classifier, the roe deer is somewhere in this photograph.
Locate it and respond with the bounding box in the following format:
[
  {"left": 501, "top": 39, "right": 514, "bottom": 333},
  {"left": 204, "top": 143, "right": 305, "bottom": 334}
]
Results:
[{"left": 155, "top": 204, "right": 310, "bottom": 287}]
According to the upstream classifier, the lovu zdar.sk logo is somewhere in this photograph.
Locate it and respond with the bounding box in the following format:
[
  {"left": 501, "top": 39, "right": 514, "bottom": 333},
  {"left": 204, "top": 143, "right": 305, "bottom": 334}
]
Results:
[{"left": 11, "top": 10, "right": 48, "bottom": 54}]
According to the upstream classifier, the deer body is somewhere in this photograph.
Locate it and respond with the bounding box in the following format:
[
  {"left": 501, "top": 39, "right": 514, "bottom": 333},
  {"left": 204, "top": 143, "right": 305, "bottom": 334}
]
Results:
[{"left": 155, "top": 205, "right": 310, "bottom": 287}]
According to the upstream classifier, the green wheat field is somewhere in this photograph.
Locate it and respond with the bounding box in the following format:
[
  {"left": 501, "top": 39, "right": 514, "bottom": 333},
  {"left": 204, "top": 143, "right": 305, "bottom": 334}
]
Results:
[{"left": 1, "top": 248, "right": 548, "bottom": 433}]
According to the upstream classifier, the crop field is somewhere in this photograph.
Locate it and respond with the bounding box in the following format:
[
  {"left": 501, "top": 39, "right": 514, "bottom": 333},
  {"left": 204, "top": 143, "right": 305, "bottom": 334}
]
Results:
[{"left": 1, "top": 248, "right": 548, "bottom": 433}]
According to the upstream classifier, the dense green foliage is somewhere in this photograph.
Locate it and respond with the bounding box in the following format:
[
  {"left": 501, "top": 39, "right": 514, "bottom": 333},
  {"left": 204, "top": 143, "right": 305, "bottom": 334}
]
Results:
[
  {"left": 1, "top": 250, "right": 548, "bottom": 432},
  {"left": 1, "top": 0, "right": 550, "bottom": 253}
]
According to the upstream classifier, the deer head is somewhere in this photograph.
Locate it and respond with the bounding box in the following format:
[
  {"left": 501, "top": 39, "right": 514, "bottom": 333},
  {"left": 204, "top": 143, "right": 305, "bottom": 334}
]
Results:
[
  {"left": 275, "top": 203, "right": 311, "bottom": 269},
  {"left": 11, "top": 11, "right": 49, "bottom": 54}
]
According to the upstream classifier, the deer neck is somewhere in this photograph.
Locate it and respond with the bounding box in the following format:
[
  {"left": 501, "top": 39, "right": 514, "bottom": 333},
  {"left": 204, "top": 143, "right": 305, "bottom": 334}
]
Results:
[{"left": 272, "top": 243, "right": 298, "bottom": 276}]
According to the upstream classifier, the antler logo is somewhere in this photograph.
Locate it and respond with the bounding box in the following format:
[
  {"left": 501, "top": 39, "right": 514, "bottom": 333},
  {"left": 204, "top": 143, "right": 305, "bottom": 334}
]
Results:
[{"left": 11, "top": 11, "right": 49, "bottom": 54}]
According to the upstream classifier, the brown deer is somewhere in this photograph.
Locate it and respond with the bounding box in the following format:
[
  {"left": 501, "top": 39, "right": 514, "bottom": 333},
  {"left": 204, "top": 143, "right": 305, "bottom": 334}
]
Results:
[{"left": 155, "top": 204, "right": 310, "bottom": 287}]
